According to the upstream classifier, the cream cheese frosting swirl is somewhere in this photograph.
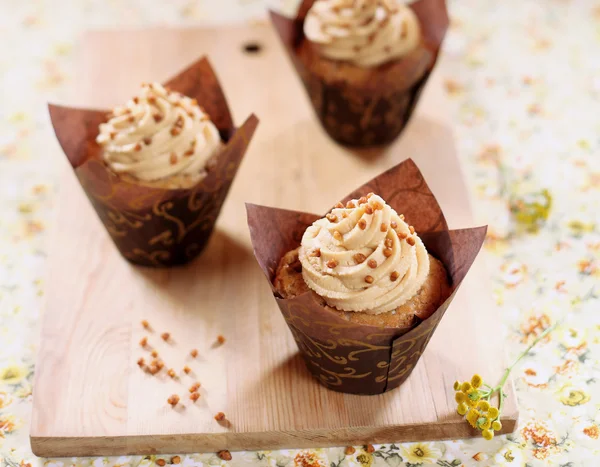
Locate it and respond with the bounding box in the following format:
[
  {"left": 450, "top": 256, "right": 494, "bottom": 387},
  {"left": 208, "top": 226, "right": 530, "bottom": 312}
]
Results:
[
  {"left": 299, "top": 193, "right": 430, "bottom": 314},
  {"left": 96, "top": 82, "right": 222, "bottom": 183},
  {"left": 303, "top": 0, "right": 421, "bottom": 68}
]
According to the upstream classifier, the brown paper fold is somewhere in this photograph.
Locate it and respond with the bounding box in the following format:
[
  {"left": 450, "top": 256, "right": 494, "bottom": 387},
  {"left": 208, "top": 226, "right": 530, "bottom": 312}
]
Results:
[
  {"left": 49, "top": 57, "right": 259, "bottom": 267},
  {"left": 247, "top": 159, "right": 486, "bottom": 394},
  {"left": 270, "top": 0, "right": 449, "bottom": 147}
]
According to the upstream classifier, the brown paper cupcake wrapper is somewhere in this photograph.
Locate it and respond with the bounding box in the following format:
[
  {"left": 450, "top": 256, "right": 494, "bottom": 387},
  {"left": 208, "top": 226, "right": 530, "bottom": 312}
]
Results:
[
  {"left": 49, "top": 57, "right": 259, "bottom": 267},
  {"left": 247, "top": 159, "right": 486, "bottom": 394},
  {"left": 270, "top": 0, "right": 449, "bottom": 147}
]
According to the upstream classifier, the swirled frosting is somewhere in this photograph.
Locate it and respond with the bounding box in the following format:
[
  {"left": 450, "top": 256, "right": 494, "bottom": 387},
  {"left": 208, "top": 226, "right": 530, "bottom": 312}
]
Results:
[
  {"left": 298, "top": 193, "right": 430, "bottom": 314},
  {"left": 303, "top": 0, "right": 421, "bottom": 68},
  {"left": 96, "top": 82, "right": 222, "bottom": 184}
]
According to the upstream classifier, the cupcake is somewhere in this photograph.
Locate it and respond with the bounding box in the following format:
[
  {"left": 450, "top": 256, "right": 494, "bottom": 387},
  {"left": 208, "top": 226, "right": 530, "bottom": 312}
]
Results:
[
  {"left": 247, "top": 159, "right": 486, "bottom": 394},
  {"left": 270, "top": 0, "right": 449, "bottom": 147},
  {"left": 49, "top": 58, "right": 258, "bottom": 267},
  {"left": 275, "top": 194, "right": 451, "bottom": 330}
]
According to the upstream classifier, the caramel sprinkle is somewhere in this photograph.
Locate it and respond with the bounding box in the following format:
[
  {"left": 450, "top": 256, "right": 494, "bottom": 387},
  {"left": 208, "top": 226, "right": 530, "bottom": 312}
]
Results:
[
  {"left": 141, "top": 319, "right": 150, "bottom": 329},
  {"left": 345, "top": 447, "right": 356, "bottom": 456},
  {"left": 326, "top": 213, "right": 338, "bottom": 223},
  {"left": 365, "top": 205, "right": 374, "bottom": 215},
  {"left": 156, "top": 460, "right": 166, "bottom": 467},
  {"left": 133, "top": 97, "right": 139, "bottom": 104},
  {"left": 190, "top": 349, "right": 198, "bottom": 358},
  {"left": 383, "top": 248, "right": 393, "bottom": 257},
  {"left": 358, "top": 219, "right": 367, "bottom": 230},
  {"left": 151, "top": 350, "right": 158, "bottom": 358},
  {"left": 390, "top": 271, "right": 399, "bottom": 281},
  {"left": 171, "top": 456, "right": 181, "bottom": 465},
  {"left": 358, "top": 196, "right": 367, "bottom": 204},
  {"left": 184, "top": 149, "right": 194, "bottom": 157},
  {"left": 367, "top": 259, "right": 377, "bottom": 269},
  {"left": 385, "top": 238, "right": 393, "bottom": 248},
  {"left": 137, "top": 357, "right": 145, "bottom": 367},
  {"left": 161, "top": 332, "right": 170, "bottom": 341},
  {"left": 354, "top": 253, "right": 366, "bottom": 264},
  {"left": 391, "top": 221, "right": 397, "bottom": 229},
  {"left": 380, "top": 223, "right": 387, "bottom": 232},
  {"left": 218, "top": 451, "right": 232, "bottom": 461},
  {"left": 128, "top": 116, "right": 135, "bottom": 123},
  {"left": 400, "top": 214, "right": 405, "bottom": 220},
  {"left": 183, "top": 366, "right": 191, "bottom": 374},
  {"left": 365, "top": 275, "right": 374, "bottom": 284},
  {"left": 215, "top": 412, "right": 226, "bottom": 421},
  {"left": 134, "top": 143, "right": 142, "bottom": 151},
  {"left": 143, "top": 137, "right": 152, "bottom": 145},
  {"left": 167, "top": 368, "right": 176, "bottom": 378},
  {"left": 366, "top": 445, "right": 375, "bottom": 454},
  {"left": 397, "top": 231, "right": 408, "bottom": 239},
  {"left": 217, "top": 335, "right": 226, "bottom": 345},
  {"left": 311, "top": 248, "right": 321, "bottom": 257},
  {"left": 326, "top": 259, "right": 338, "bottom": 269},
  {"left": 148, "top": 96, "right": 157, "bottom": 104},
  {"left": 189, "top": 382, "right": 201, "bottom": 393},
  {"left": 407, "top": 237, "right": 416, "bottom": 246},
  {"left": 167, "top": 394, "right": 179, "bottom": 407},
  {"left": 170, "top": 127, "right": 181, "bottom": 136},
  {"left": 190, "top": 392, "right": 200, "bottom": 402},
  {"left": 409, "top": 225, "right": 415, "bottom": 234},
  {"left": 372, "top": 202, "right": 383, "bottom": 210},
  {"left": 153, "top": 114, "right": 163, "bottom": 123},
  {"left": 346, "top": 201, "right": 356, "bottom": 208},
  {"left": 333, "top": 231, "right": 343, "bottom": 241},
  {"left": 367, "top": 192, "right": 374, "bottom": 199},
  {"left": 139, "top": 337, "right": 148, "bottom": 347}
]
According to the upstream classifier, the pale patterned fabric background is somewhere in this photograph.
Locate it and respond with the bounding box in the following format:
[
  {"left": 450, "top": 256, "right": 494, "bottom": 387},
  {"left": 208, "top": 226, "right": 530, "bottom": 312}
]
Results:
[{"left": 1, "top": 0, "right": 599, "bottom": 466}]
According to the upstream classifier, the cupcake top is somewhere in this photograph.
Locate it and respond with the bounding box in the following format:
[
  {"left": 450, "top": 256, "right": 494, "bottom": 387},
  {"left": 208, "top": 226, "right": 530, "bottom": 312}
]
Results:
[
  {"left": 298, "top": 193, "right": 430, "bottom": 314},
  {"left": 303, "top": 0, "right": 421, "bottom": 68},
  {"left": 96, "top": 82, "right": 222, "bottom": 184}
]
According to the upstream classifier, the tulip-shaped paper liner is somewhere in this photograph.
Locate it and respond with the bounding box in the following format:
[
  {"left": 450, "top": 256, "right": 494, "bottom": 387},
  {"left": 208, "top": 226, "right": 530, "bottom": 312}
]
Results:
[
  {"left": 247, "top": 159, "right": 486, "bottom": 394},
  {"left": 49, "top": 57, "right": 259, "bottom": 267},
  {"left": 270, "top": 0, "right": 449, "bottom": 147}
]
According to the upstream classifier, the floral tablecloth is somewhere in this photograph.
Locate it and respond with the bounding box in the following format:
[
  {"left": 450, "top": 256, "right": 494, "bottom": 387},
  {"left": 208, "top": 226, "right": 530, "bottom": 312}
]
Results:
[{"left": 1, "top": 0, "right": 599, "bottom": 466}]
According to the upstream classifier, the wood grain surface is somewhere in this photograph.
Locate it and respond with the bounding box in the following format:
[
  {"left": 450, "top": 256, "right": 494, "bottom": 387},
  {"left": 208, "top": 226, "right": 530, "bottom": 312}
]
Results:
[{"left": 30, "top": 23, "right": 517, "bottom": 457}]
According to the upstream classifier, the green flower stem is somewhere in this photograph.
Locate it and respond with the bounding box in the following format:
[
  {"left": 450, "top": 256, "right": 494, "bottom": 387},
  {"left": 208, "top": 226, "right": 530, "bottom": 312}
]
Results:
[{"left": 491, "top": 323, "right": 559, "bottom": 417}]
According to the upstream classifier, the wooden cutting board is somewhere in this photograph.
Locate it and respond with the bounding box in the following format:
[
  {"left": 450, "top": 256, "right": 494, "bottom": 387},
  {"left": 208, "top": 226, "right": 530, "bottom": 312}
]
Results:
[{"left": 30, "top": 23, "right": 517, "bottom": 457}]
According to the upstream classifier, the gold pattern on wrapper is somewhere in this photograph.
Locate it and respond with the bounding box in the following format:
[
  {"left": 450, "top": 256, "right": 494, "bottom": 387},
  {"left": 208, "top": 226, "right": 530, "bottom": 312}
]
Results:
[
  {"left": 270, "top": 0, "right": 449, "bottom": 147},
  {"left": 247, "top": 159, "right": 487, "bottom": 394},
  {"left": 49, "top": 58, "right": 259, "bottom": 267}
]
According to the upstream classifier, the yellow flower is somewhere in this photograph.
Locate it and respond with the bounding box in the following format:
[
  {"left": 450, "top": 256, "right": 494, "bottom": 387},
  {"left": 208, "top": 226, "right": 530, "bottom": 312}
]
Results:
[
  {"left": 461, "top": 382, "right": 472, "bottom": 392},
  {"left": 0, "top": 365, "right": 27, "bottom": 385},
  {"left": 480, "top": 418, "right": 491, "bottom": 430},
  {"left": 560, "top": 388, "right": 590, "bottom": 406},
  {"left": 466, "top": 409, "right": 481, "bottom": 428},
  {"left": 488, "top": 407, "right": 499, "bottom": 419},
  {"left": 457, "top": 403, "right": 468, "bottom": 415},
  {"left": 355, "top": 453, "right": 373, "bottom": 467},
  {"left": 471, "top": 374, "right": 483, "bottom": 388},
  {"left": 467, "top": 388, "right": 481, "bottom": 401},
  {"left": 492, "top": 420, "right": 503, "bottom": 431},
  {"left": 482, "top": 429, "right": 494, "bottom": 440},
  {"left": 477, "top": 400, "right": 490, "bottom": 410},
  {"left": 400, "top": 443, "right": 442, "bottom": 464},
  {"left": 455, "top": 392, "right": 466, "bottom": 403},
  {"left": 453, "top": 381, "right": 461, "bottom": 391}
]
